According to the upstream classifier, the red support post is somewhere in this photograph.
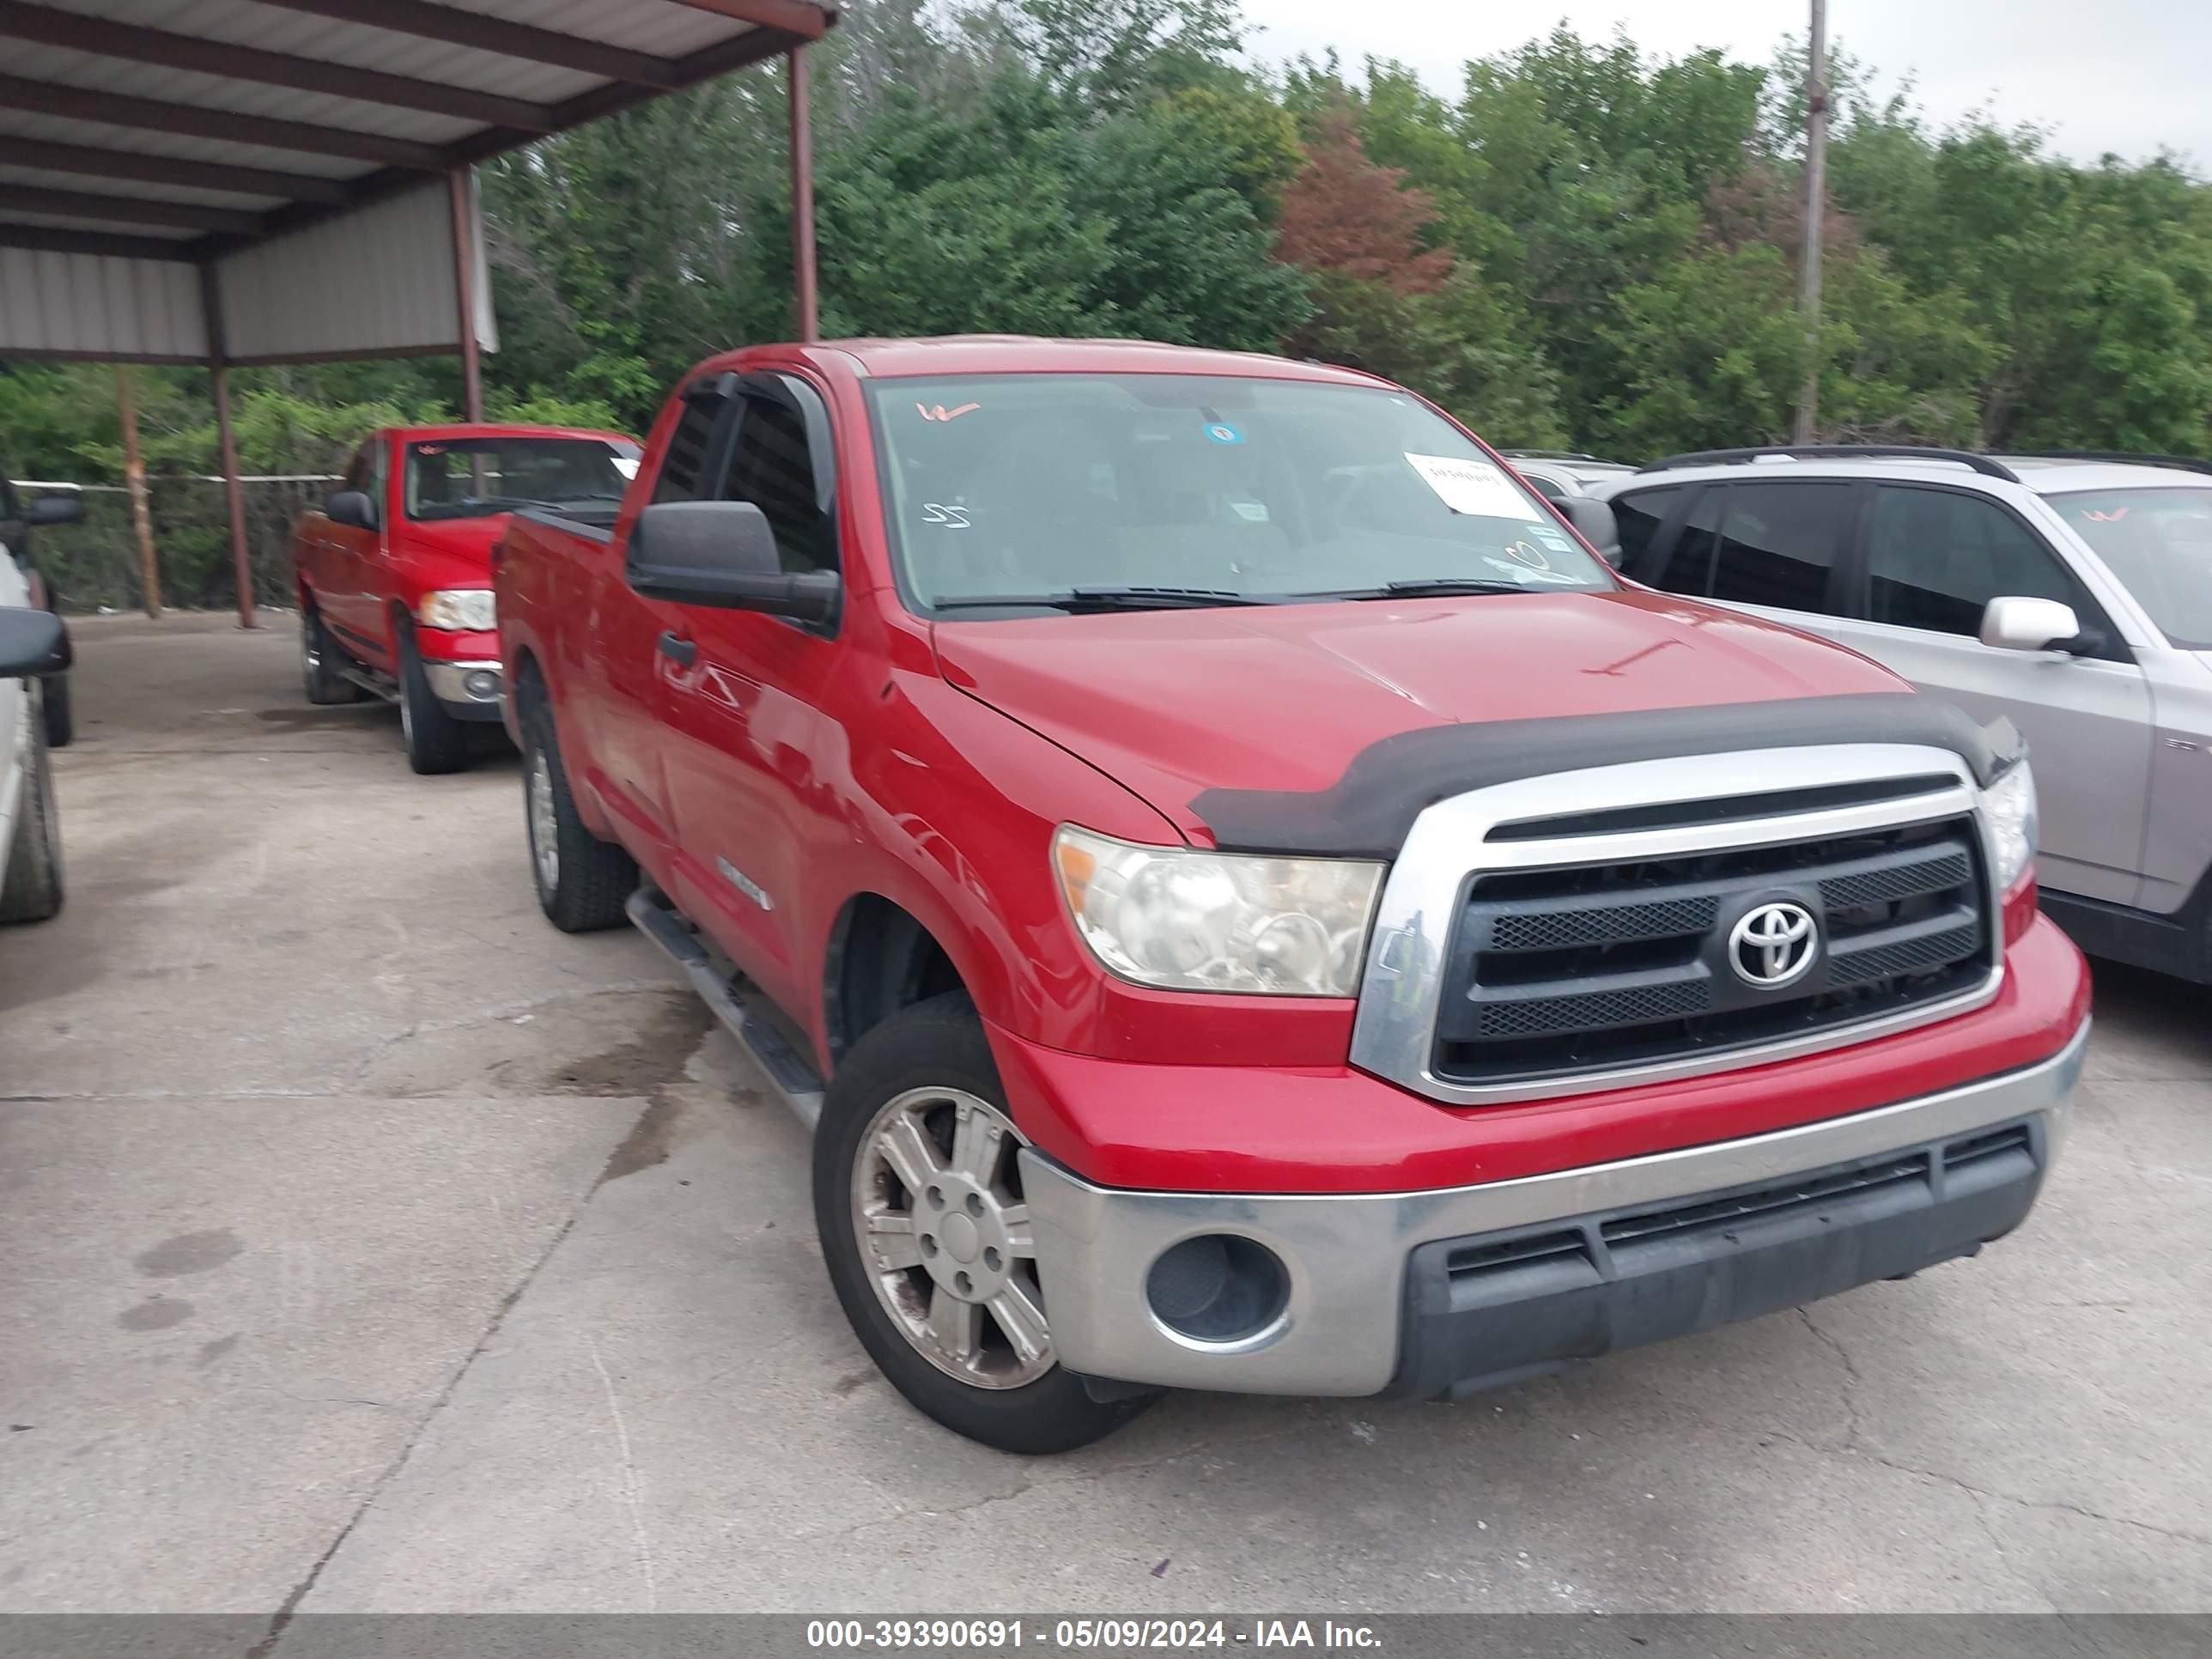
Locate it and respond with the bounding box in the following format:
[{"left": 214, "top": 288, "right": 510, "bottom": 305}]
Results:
[
  {"left": 198, "top": 263, "right": 258, "bottom": 629},
  {"left": 449, "top": 165, "right": 484, "bottom": 422},
  {"left": 787, "top": 46, "right": 819, "bottom": 344}
]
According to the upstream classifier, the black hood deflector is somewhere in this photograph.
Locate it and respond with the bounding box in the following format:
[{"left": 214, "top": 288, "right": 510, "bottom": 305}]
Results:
[{"left": 1190, "top": 693, "right": 2019, "bottom": 858}]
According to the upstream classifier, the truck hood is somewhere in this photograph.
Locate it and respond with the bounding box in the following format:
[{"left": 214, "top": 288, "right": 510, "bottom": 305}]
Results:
[
  {"left": 392, "top": 515, "right": 507, "bottom": 591},
  {"left": 932, "top": 591, "right": 1909, "bottom": 845}
]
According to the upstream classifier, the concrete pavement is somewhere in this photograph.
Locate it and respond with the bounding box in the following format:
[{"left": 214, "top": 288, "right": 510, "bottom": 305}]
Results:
[{"left": 1, "top": 614, "right": 2206, "bottom": 1620}]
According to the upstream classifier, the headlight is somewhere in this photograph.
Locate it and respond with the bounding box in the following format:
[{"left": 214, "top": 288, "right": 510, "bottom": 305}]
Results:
[
  {"left": 418, "top": 589, "right": 496, "bottom": 631},
  {"left": 1982, "top": 761, "right": 2037, "bottom": 891},
  {"left": 1052, "top": 825, "right": 1383, "bottom": 996}
]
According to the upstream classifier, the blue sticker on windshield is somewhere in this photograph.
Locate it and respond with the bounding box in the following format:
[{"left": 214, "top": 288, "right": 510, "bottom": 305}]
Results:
[{"left": 1205, "top": 422, "right": 1245, "bottom": 446}]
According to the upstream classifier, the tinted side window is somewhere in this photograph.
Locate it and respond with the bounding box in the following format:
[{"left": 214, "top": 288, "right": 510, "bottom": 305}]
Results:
[
  {"left": 1705, "top": 483, "right": 1847, "bottom": 611},
  {"left": 1609, "top": 488, "right": 1680, "bottom": 580},
  {"left": 1867, "top": 486, "right": 2082, "bottom": 635},
  {"left": 653, "top": 395, "right": 723, "bottom": 504},
  {"left": 721, "top": 398, "right": 836, "bottom": 575}
]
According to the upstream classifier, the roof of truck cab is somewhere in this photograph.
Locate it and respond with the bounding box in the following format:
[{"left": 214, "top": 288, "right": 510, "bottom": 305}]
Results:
[{"left": 812, "top": 336, "right": 1392, "bottom": 386}]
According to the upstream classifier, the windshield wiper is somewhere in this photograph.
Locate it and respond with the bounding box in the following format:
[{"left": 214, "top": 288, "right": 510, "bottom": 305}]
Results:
[
  {"left": 931, "top": 586, "right": 1276, "bottom": 614},
  {"left": 1279, "top": 577, "right": 1556, "bottom": 602}
]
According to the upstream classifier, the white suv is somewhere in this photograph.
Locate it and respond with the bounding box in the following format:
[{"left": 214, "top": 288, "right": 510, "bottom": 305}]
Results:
[{"left": 1588, "top": 447, "right": 2212, "bottom": 980}]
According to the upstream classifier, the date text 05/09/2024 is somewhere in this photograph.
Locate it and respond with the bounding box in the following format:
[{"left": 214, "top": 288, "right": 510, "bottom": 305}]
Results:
[{"left": 805, "top": 1620, "right": 1384, "bottom": 1650}]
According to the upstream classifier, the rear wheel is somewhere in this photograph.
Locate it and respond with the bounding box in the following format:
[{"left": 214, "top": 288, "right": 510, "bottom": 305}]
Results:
[
  {"left": 814, "top": 994, "right": 1157, "bottom": 1454},
  {"left": 1, "top": 694, "right": 64, "bottom": 924},
  {"left": 520, "top": 694, "right": 635, "bottom": 932},
  {"left": 396, "top": 623, "right": 471, "bottom": 775},
  {"left": 300, "top": 605, "right": 362, "bottom": 706}
]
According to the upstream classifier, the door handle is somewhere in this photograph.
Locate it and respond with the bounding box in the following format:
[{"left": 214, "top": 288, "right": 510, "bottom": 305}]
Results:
[{"left": 658, "top": 630, "right": 697, "bottom": 667}]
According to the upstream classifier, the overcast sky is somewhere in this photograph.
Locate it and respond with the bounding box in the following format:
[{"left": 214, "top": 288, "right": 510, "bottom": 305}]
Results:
[{"left": 1238, "top": 1, "right": 2211, "bottom": 171}]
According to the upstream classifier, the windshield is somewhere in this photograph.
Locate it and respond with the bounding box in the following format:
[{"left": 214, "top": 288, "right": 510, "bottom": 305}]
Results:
[
  {"left": 2051, "top": 487, "right": 2212, "bottom": 649},
  {"left": 865, "top": 374, "right": 1613, "bottom": 613},
  {"left": 404, "top": 436, "right": 641, "bottom": 522}
]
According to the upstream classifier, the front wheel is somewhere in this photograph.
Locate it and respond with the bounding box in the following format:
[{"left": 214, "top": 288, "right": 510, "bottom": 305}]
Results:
[
  {"left": 40, "top": 672, "right": 71, "bottom": 748},
  {"left": 0, "top": 694, "right": 64, "bottom": 924},
  {"left": 814, "top": 994, "right": 1157, "bottom": 1454},
  {"left": 396, "top": 624, "right": 471, "bottom": 775}
]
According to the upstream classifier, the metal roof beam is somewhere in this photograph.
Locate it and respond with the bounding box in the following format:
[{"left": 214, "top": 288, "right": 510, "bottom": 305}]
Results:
[
  {"left": 0, "top": 222, "right": 200, "bottom": 261},
  {"left": 0, "top": 181, "right": 262, "bottom": 235},
  {"left": 538, "top": 19, "right": 811, "bottom": 136},
  {"left": 0, "top": 2, "right": 558, "bottom": 130},
  {"left": 213, "top": 21, "right": 816, "bottom": 258},
  {"left": 665, "top": 1, "right": 832, "bottom": 42},
  {"left": 0, "top": 73, "right": 448, "bottom": 170},
  {"left": 250, "top": 0, "right": 685, "bottom": 89},
  {"left": 0, "top": 135, "right": 351, "bottom": 204}
]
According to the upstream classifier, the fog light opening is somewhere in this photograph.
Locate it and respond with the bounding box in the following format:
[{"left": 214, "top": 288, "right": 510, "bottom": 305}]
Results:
[
  {"left": 1146, "top": 1233, "right": 1289, "bottom": 1346},
  {"left": 464, "top": 670, "right": 501, "bottom": 700}
]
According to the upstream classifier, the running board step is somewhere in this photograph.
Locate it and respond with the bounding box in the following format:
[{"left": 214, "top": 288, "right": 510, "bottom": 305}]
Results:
[
  {"left": 338, "top": 665, "right": 398, "bottom": 704},
  {"left": 623, "top": 887, "right": 824, "bottom": 1132}
]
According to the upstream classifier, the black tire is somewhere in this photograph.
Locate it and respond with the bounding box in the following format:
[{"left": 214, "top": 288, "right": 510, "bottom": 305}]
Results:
[
  {"left": 1, "top": 696, "right": 64, "bottom": 924},
  {"left": 396, "top": 623, "right": 471, "bottom": 775},
  {"left": 814, "top": 993, "right": 1158, "bottom": 1455},
  {"left": 40, "top": 671, "right": 71, "bottom": 748},
  {"left": 520, "top": 693, "right": 635, "bottom": 932},
  {"left": 300, "top": 605, "right": 363, "bottom": 706}
]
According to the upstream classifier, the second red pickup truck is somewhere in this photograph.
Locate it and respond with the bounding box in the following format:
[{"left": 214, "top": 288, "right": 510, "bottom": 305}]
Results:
[
  {"left": 495, "top": 337, "right": 2087, "bottom": 1454},
  {"left": 295, "top": 422, "right": 638, "bottom": 772}
]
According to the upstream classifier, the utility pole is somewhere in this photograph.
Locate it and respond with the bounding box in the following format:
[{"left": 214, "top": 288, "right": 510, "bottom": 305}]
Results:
[
  {"left": 115, "top": 366, "right": 161, "bottom": 618},
  {"left": 1792, "top": 0, "right": 1828, "bottom": 445}
]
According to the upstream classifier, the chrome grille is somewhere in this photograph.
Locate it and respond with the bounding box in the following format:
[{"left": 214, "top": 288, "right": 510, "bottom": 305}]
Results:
[
  {"left": 1431, "top": 817, "right": 1990, "bottom": 1087},
  {"left": 1347, "top": 744, "right": 2006, "bottom": 1107}
]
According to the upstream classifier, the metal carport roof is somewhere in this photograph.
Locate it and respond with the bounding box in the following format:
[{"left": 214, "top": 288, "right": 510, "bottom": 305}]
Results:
[{"left": 0, "top": 0, "right": 838, "bottom": 623}]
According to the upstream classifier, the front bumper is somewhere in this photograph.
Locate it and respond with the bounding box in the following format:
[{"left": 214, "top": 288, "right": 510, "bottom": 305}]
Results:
[
  {"left": 421, "top": 657, "right": 506, "bottom": 722},
  {"left": 1020, "top": 1019, "right": 2085, "bottom": 1398}
]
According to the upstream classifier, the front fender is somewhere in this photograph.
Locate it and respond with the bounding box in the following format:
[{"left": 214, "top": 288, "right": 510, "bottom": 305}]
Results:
[{"left": 810, "top": 664, "right": 1178, "bottom": 1053}]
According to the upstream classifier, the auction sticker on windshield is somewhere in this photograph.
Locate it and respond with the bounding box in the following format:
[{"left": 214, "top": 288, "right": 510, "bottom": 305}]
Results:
[{"left": 1405, "top": 453, "right": 1528, "bottom": 518}]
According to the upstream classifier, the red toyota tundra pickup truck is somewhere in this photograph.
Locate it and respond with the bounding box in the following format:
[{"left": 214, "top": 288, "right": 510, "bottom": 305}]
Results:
[
  {"left": 494, "top": 337, "right": 2088, "bottom": 1454},
  {"left": 294, "top": 422, "right": 637, "bottom": 773}
]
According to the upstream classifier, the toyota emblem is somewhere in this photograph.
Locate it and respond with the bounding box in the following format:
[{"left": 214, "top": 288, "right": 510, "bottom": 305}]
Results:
[{"left": 1729, "top": 901, "right": 1819, "bottom": 988}]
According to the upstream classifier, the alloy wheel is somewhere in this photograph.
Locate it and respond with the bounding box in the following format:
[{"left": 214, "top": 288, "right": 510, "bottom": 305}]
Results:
[{"left": 850, "top": 1086, "right": 1052, "bottom": 1389}]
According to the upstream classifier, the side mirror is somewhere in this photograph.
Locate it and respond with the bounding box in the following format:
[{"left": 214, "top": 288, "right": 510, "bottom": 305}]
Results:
[
  {"left": 0, "top": 606, "right": 65, "bottom": 678},
  {"left": 325, "top": 490, "right": 377, "bottom": 531},
  {"left": 27, "top": 495, "right": 82, "bottom": 527},
  {"left": 1557, "top": 494, "right": 1619, "bottom": 553},
  {"left": 1980, "top": 595, "right": 2096, "bottom": 654},
  {"left": 627, "top": 500, "right": 838, "bottom": 625}
]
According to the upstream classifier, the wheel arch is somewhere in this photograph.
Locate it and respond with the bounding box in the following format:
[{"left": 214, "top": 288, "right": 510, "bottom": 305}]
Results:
[{"left": 823, "top": 891, "right": 970, "bottom": 1068}]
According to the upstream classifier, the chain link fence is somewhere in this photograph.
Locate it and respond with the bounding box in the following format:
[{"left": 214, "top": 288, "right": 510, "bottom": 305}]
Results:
[{"left": 12, "top": 476, "right": 336, "bottom": 615}]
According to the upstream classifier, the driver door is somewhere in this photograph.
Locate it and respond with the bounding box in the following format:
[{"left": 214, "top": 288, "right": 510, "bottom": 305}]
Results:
[{"left": 658, "top": 373, "right": 848, "bottom": 1012}]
